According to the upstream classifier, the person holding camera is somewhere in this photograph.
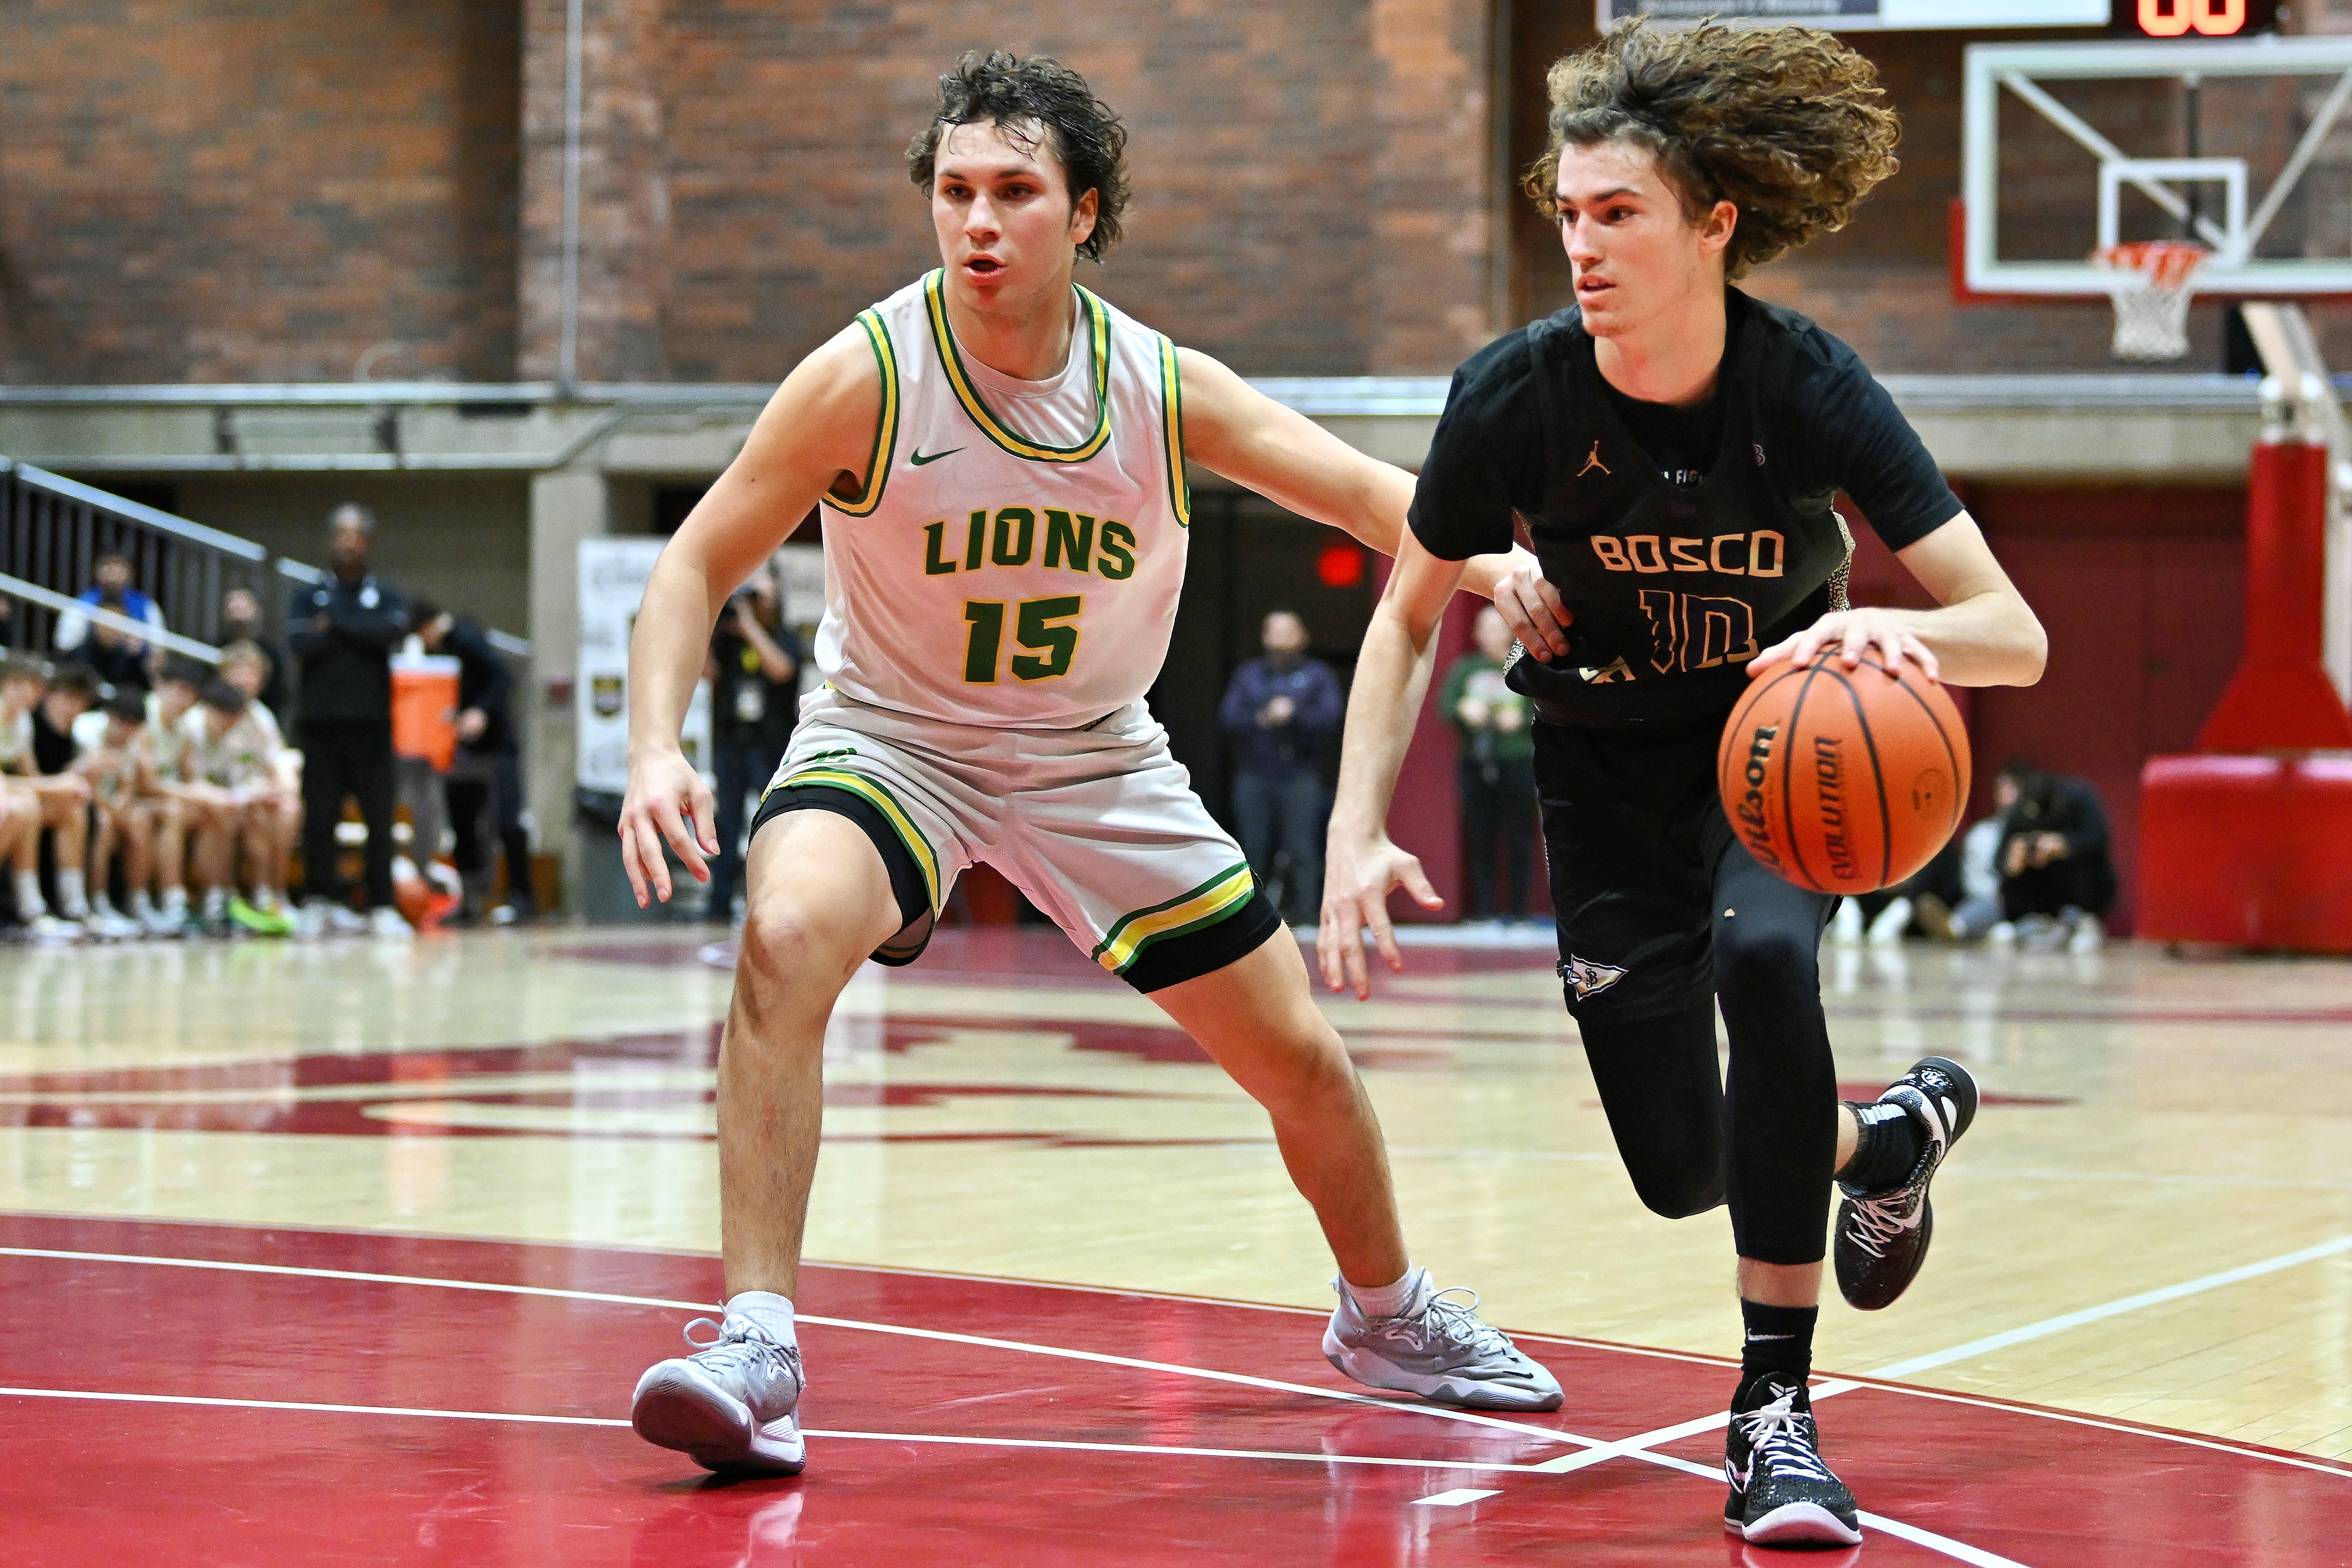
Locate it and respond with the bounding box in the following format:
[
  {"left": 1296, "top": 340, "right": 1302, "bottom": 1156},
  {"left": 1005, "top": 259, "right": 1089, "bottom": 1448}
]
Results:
[{"left": 704, "top": 567, "right": 800, "bottom": 922}]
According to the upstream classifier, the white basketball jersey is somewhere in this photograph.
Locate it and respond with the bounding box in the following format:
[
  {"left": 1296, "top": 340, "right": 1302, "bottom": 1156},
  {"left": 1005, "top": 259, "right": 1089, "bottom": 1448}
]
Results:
[{"left": 813, "top": 270, "right": 1191, "bottom": 727}]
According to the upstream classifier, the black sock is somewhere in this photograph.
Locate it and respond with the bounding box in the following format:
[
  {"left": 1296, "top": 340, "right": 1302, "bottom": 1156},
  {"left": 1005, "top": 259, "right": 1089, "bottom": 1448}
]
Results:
[
  {"left": 1736, "top": 1299, "right": 1817, "bottom": 1407},
  {"left": 1839, "top": 1099, "right": 1926, "bottom": 1193}
]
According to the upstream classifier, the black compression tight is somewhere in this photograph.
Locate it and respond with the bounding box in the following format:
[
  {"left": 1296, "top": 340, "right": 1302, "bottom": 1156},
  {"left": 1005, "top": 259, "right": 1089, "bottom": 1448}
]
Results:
[{"left": 1577, "top": 861, "right": 1842, "bottom": 1266}]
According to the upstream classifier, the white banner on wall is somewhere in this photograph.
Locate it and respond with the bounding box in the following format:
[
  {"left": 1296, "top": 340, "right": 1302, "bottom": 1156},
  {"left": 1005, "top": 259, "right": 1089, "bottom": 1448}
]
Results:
[{"left": 577, "top": 538, "right": 711, "bottom": 794}]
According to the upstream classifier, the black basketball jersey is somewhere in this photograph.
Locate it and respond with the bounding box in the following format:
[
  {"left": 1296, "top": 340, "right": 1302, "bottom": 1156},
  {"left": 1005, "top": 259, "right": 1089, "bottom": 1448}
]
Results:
[{"left": 1411, "top": 288, "right": 1961, "bottom": 730}]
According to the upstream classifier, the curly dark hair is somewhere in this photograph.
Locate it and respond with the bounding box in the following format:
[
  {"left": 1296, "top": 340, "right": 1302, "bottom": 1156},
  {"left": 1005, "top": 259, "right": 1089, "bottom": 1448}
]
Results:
[
  {"left": 1525, "top": 21, "right": 1900, "bottom": 279},
  {"left": 906, "top": 51, "right": 1131, "bottom": 263}
]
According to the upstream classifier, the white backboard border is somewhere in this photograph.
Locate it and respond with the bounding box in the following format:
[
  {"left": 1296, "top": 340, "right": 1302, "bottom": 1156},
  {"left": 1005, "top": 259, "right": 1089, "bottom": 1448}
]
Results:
[{"left": 1963, "top": 36, "right": 2352, "bottom": 299}]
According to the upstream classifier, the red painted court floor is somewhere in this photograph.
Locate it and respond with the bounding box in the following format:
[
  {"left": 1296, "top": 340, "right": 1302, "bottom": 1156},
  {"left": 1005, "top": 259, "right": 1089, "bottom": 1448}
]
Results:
[{"left": 4, "top": 1215, "right": 2348, "bottom": 1566}]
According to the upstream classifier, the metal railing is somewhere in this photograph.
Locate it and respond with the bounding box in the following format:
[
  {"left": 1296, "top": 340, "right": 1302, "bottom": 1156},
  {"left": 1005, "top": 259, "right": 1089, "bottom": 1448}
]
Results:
[{"left": 1, "top": 457, "right": 274, "bottom": 657}]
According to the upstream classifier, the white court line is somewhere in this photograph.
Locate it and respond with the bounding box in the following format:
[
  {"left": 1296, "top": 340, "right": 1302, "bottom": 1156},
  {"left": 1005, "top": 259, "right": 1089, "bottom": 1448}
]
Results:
[
  {"left": 0, "top": 1383, "right": 2030, "bottom": 1564},
  {"left": 1529, "top": 1380, "right": 1863, "bottom": 1476},
  {"left": 0, "top": 1386, "right": 1563, "bottom": 1473},
  {"left": 0, "top": 1246, "right": 1601, "bottom": 1455},
  {"left": 0, "top": 1251, "right": 2023, "bottom": 1568},
  {"left": 1867, "top": 1232, "right": 2352, "bottom": 1380}
]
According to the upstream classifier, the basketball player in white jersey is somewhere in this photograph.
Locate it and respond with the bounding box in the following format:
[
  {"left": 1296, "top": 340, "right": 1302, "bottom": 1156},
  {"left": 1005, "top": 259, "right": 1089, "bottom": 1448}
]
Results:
[{"left": 620, "top": 52, "right": 1561, "bottom": 1476}]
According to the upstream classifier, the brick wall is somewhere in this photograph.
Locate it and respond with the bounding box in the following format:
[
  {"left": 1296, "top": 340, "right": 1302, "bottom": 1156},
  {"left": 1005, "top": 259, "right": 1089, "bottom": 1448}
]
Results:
[
  {"left": 0, "top": 0, "right": 520, "bottom": 383},
  {"left": 515, "top": 0, "right": 1500, "bottom": 383}
]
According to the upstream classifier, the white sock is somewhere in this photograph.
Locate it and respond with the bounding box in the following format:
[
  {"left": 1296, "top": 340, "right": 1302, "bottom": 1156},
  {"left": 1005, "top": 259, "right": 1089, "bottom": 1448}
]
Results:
[
  {"left": 162, "top": 885, "right": 188, "bottom": 914},
  {"left": 202, "top": 887, "right": 228, "bottom": 920},
  {"left": 1346, "top": 1265, "right": 1429, "bottom": 1320},
  {"left": 131, "top": 890, "right": 155, "bottom": 920},
  {"left": 56, "top": 869, "right": 88, "bottom": 918},
  {"left": 724, "top": 1290, "right": 797, "bottom": 1342},
  {"left": 257, "top": 887, "right": 283, "bottom": 912},
  {"left": 15, "top": 870, "right": 46, "bottom": 919}
]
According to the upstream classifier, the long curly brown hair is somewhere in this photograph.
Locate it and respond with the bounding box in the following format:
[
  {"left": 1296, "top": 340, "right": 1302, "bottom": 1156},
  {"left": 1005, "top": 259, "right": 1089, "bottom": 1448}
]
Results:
[{"left": 1526, "top": 21, "right": 1900, "bottom": 279}]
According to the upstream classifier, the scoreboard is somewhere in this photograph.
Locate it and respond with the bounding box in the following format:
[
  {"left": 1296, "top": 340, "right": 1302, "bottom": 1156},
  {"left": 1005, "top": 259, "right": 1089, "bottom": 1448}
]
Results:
[{"left": 1598, "top": 1, "right": 2282, "bottom": 32}]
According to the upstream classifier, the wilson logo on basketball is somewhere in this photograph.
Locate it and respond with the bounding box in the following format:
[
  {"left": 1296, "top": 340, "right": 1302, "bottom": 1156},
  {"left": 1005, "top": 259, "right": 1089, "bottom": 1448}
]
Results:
[
  {"left": 1715, "top": 653, "right": 1972, "bottom": 895},
  {"left": 1730, "top": 723, "right": 1785, "bottom": 873}
]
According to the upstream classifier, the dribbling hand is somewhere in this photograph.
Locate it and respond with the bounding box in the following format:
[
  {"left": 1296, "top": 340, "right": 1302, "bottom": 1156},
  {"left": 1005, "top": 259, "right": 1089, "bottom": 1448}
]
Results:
[
  {"left": 1749, "top": 607, "right": 1940, "bottom": 683},
  {"left": 1318, "top": 831, "right": 1442, "bottom": 999},
  {"left": 619, "top": 747, "right": 718, "bottom": 907}
]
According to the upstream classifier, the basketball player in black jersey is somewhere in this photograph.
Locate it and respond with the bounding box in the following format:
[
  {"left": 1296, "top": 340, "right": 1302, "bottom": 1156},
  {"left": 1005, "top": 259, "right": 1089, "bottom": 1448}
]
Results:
[{"left": 1322, "top": 22, "right": 2046, "bottom": 1549}]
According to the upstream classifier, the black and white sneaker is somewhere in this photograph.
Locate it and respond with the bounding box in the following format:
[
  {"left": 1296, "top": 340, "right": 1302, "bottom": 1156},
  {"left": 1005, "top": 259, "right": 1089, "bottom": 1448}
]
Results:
[
  {"left": 1835, "top": 1055, "right": 1980, "bottom": 1311},
  {"left": 1723, "top": 1377, "right": 1862, "bottom": 1547}
]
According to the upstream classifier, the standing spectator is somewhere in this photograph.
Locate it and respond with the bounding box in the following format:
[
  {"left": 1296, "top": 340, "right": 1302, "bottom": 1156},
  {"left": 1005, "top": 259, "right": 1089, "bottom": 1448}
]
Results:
[
  {"left": 409, "top": 598, "right": 538, "bottom": 923},
  {"left": 287, "top": 503, "right": 408, "bottom": 938},
  {"left": 1993, "top": 763, "right": 2115, "bottom": 953},
  {"left": 220, "top": 587, "right": 288, "bottom": 717},
  {"left": 703, "top": 568, "right": 801, "bottom": 923},
  {"left": 55, "top": 553, "right": 165, "bottom": 656},
  {"left": 1442, "top": 605, "right": 1538, "bottom": 924},
  {"left": 81, "top": 592, "right": 154, "bottom": 693},
  {"left": 1218, "top": 610, "right": 1342, "bottom": 924}
]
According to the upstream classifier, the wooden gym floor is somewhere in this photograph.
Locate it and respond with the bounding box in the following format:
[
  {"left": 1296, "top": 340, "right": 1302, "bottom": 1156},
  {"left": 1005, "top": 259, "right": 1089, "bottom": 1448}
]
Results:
[{"left": 1, "top": 924, "right": 2347, "bottom": 1563}]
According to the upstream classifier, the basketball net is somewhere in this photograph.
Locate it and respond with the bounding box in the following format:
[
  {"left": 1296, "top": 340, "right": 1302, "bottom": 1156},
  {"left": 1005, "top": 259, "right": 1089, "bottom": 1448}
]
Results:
[{"left": 2092, "top": 240, "right": 2210, "bottom": 362}]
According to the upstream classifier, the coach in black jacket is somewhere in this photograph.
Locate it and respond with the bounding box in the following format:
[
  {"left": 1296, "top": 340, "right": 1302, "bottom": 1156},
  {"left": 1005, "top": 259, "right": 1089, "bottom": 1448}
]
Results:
[
  {"left": 288, "top": 504, "right": 406, "bottom": 930},
  {"left": 410, "top": 597, "right": 535, "bottom": 921}
]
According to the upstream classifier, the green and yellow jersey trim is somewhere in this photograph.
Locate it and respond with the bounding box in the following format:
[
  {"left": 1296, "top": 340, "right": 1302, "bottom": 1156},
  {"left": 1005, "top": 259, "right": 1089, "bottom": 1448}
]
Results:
[
  {"left": 923, "top": 270, "right": 1112, "bottom": 464},
  {"left": 1091, "top": 862, "right": 1255, "bottom": 975},
  {"left": 827, "top": 308, "right": 900, "bottom": 517},
  {"left": 1155, "top": 333, "right": 1191, "bottom": 527},
  {"left": 765, "top": 766, "right": 942, "bottom": 913}
]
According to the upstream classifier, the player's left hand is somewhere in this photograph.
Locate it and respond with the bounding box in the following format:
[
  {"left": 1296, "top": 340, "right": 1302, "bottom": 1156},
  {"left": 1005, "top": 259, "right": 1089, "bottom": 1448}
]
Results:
[{"left": 1749, "top": 607, "right": 1939, "bottom": 683}]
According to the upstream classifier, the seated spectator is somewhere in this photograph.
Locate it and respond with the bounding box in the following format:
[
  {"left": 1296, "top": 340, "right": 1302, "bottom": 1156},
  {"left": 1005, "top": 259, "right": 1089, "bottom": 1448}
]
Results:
[
  {"left": 182, "top": 679, "right": 298, "bottom": 934},
  {"left": 72, "top": 691, "right": 153, "bottom": 938},
  {"left": 1993, "top": 762, "right": 2114, "bottom": 953},
  {"left": 126, "top": 659, "right": 211, "bottom": 935},
  {"left": 1892, "top": 807, "right": 2010, "bottom": 945},
  {"left": 81, "top": 591, "right": 155, "bottom": 693},
  {"left": 219, "top": 588, "right": 287, "bottom": 717},
  {"left": 409, "top": 599, "right": 536, "bottom": 922},
  {"left": 5, "top": 661, "right": 98, "bottom": 938},
  {"left": 55, "top": 553, "right": 165, "bottom": 656}
]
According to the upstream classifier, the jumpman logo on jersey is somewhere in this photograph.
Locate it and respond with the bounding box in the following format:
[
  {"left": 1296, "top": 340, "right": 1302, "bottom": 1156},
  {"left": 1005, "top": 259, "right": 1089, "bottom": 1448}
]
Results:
[{"left": 1578, "top": 441, "right": 1610, "bottom": 478}]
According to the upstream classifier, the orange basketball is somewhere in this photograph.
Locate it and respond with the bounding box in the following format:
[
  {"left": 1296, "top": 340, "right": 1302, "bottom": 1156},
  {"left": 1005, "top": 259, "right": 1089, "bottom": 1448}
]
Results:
[{"left": 1716, "top": 653, "right": 1971, "bottom": 895}]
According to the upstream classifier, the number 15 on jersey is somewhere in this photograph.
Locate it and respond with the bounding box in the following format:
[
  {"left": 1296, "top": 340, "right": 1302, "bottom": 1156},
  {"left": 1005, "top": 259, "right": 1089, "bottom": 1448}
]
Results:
[{"left": 964, "top": 596, "right": 1083, "bottom": 684}]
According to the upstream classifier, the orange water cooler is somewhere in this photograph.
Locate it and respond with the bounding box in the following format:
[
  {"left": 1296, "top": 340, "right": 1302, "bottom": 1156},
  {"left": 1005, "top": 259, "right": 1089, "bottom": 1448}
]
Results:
[{"left": 391, "top": 654, "right": 462, "bottom": 772}]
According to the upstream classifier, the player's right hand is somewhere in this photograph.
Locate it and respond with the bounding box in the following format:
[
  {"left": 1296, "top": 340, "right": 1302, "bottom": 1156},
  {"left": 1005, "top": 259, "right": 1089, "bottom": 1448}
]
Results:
[
  {"left": 1318, "top": 831, "right": 1442, "bottom": 999},
  {"left": 619, "top": 746, "right": 717, "bottom": 907}
]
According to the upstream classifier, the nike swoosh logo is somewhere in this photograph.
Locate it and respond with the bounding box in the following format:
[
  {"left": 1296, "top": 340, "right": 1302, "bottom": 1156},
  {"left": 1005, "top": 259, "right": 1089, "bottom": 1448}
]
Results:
[{"left": 909, "top": 447, "right": 963, "bottom": 466}]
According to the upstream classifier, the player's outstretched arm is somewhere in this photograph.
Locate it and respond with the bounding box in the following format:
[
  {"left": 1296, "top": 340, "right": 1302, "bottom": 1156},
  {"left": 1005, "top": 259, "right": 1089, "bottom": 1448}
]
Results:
[
  {"left": 1319, "top": 529, "right": 1468, "bottom": 999},
  {"left": 1745, "top": 510, "right": 2046, "bottom": 688},
  {"left": 619, "top": 325, "right": 878, "bottom": 907},
  {"left": 1174, "top": 347, "right": 1530, "bottom": 599}
]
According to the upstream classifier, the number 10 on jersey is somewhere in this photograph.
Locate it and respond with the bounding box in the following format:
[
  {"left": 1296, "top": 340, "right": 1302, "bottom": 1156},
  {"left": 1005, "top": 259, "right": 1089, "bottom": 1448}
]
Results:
[{"left": 963, "top": 596, "right": 1083, "bottom": 683}]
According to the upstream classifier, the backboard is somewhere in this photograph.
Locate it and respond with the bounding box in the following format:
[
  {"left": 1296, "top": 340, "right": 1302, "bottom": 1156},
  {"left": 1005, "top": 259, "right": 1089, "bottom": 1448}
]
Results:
[{"left": 1961, "top": 36, "right": 2352, "bottom": 299}]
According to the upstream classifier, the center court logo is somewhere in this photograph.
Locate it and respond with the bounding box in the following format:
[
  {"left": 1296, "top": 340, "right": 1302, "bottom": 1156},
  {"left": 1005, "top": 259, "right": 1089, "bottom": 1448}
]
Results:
[{"left": 1558, "top": 954, "right": 1628, "bottom": 999}]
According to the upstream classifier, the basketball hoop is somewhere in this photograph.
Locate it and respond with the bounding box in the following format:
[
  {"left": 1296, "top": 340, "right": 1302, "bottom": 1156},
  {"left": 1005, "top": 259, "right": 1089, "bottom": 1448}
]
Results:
[{"left": 2092, "top": 240, "right": 2210, "bottom": 362}]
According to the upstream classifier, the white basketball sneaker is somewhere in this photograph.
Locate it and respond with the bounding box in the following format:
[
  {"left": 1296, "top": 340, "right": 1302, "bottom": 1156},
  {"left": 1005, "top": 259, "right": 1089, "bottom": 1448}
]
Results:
[
  {"left": 1323, "top": 1274, "right": 1563, "bottom": 1411},
  {"left": 632, "top": 1303, "right": 806, "bottom": 1475}
]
